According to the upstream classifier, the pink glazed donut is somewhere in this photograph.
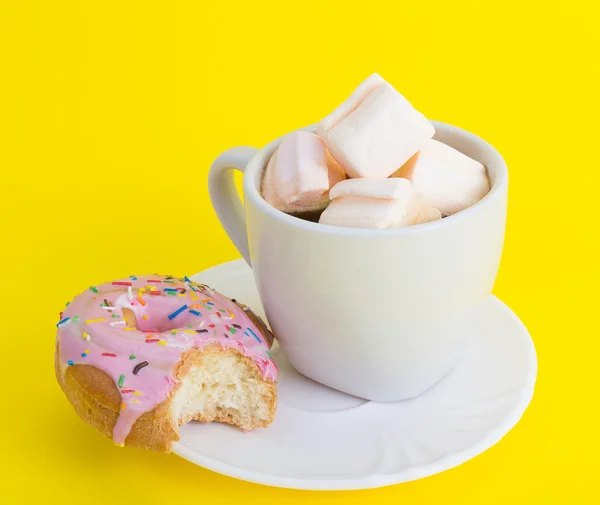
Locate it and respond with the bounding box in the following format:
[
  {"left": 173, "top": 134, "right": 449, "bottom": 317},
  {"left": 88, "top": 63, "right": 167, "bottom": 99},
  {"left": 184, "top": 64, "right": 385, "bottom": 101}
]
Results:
[{"left": 55, "top": 274, "right": 277, "bottom": 452}]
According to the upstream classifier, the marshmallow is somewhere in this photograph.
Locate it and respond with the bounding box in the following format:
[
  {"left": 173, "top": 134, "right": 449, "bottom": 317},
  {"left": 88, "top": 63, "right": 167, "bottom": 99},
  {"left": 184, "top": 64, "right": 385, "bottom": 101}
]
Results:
[
  {"left": 317, "top": 74, "right": 435, "bottom": 179},
  {"left": 330, "top": 177, "right": 413, "bottom": 200},
  {"left": 392, "top": 139, "right": 490, "bottom": 215},
  {"left": 319, "top": 178, "right": 441, "bottom": 229},
  {"left": 261, "top": 130, "right": 346, "bottom": 213}
]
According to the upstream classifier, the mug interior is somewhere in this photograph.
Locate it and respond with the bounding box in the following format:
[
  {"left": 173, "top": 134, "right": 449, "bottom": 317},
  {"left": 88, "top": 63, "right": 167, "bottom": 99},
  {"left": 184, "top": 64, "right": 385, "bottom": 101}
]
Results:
[{"left": 243, "top": 122, "right": 508, "bottom": 234}]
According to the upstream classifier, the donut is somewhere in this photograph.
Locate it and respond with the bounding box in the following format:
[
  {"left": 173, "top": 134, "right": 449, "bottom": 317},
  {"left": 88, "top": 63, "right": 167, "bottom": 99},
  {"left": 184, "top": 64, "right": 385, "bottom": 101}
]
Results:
[{"left": 55, "top": 275, "right": 277, "bottom": 452}]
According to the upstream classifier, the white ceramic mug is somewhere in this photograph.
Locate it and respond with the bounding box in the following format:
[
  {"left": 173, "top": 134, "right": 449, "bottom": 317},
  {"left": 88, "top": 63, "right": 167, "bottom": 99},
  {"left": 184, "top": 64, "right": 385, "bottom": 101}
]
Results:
[{"left": 208, "top": 122, "right": 508, "bottom": 401}]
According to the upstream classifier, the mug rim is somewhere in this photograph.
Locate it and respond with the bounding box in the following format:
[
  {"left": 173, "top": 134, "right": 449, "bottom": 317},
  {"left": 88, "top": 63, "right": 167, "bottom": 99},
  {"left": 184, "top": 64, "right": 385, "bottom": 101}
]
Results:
[{"left": 243, "top": 121, "right": 508, "bottom": 236}]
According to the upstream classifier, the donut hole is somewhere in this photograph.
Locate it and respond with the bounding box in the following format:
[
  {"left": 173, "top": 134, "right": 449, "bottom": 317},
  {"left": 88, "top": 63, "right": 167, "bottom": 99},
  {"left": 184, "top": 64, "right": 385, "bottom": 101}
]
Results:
[
  {"left": 122, "top": 308, "right": 137, "bottom": 328},
  {"left": 122, "top": 299, "right": 196, "bottom": 333}
]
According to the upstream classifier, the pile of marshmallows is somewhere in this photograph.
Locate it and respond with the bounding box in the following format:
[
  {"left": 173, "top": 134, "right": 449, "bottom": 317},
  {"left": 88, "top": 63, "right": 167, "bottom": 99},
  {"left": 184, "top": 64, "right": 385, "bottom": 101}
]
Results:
[{"left": 261, "top": 74, "right": 490, "bottom": 229}]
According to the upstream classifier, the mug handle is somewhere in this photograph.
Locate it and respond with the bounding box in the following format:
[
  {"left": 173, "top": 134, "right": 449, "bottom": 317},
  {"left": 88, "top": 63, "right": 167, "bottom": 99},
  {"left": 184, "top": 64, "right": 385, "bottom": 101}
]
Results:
[{"left": 208, "top": 146, "right": 258, "bottom": 266}]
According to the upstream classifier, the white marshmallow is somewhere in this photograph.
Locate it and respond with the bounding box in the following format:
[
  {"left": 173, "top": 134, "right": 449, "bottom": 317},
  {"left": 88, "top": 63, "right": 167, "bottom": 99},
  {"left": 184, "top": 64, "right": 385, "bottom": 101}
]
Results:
[
  {"left": 261, "top": 130, "right": 346, "bottom": 214},
  {"left": 317, "top": 74, "right": 435, "bottom": 179},
  {"left": 318, "top": 73, "right": 385, "bottom": 134},
  {"left": 392, "top": 139, "right": 490, "bottom": 215},
  {"left": 319, "top": 178, "right": 441, "bottom": 229},
  {"left": 330, "top": 177, "right": 413, "bottom": 200}
]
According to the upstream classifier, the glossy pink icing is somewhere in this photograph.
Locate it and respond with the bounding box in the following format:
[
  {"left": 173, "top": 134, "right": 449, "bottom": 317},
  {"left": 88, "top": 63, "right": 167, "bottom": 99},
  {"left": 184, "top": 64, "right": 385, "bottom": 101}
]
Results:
[{"left": 56, "top": 275, "right": 277, "bottom": 445}]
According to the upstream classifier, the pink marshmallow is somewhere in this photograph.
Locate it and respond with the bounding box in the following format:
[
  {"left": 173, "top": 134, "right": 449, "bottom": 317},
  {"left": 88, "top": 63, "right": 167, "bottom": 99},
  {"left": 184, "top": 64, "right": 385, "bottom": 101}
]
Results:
[
  {"left": 261, "top": 130, "right": 346, "bottom": 214},
  {"left": 392, "top": 139, "right": 490, "bottom": 215},
  {"left": 319, "top": 178, "right": 441, "bottom": 229},
  {"left": 317, "top": 74, "right": 435, "bottom": 179}
]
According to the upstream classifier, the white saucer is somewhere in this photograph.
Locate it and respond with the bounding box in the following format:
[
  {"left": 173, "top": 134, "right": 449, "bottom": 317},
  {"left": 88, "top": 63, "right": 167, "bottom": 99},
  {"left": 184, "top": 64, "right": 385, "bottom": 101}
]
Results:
[{"left": 174, "top": 260, "right": 537, "bottom": 490}]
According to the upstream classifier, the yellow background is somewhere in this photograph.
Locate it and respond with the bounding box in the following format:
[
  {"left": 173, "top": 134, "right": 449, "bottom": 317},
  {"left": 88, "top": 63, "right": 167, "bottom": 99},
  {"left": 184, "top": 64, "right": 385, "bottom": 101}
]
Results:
[{"left": 1, "top": 0, "right": 598, "bottom": 502}]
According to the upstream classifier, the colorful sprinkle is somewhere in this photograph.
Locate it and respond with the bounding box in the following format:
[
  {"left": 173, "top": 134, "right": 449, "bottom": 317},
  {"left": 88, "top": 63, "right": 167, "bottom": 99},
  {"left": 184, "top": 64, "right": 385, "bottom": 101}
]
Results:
[
  {"left": 189, "top": 309, "right": 202, "bottom": 316},
  {"left": 72, "top": 315, "right": 79, "bottom": 322},
  {"left": 197, "top": 329, "right": 209, "bottom": 333},
  {"left": 158, "top": 341, "right": 168, "bottom": 346},
  {"left": 102, "top": 352, "right": 117, "bottom": 357},
  {"left": 89, "top": 286, "right": 98, "bottom": 293},
  {"left": 127, "top": 286, "right": 133, "bottom": 301},
  {"left": 121, "top": 389, "right": 135, "bottom": 394},
  {"left": 121, "top": 402, "right": 126, "bottom": 410},
  {"left": 246, "top": 327, "right": 261, "bottom": 343},
  {"left": 266, "top": 351, "right": 273, "bottom": 359},
  {"left": 145, "top": 338, "right": 159, "bottom": 343},
  {"left": 65, "top": 301, "right": 70, "bottom": 307},
  {"left": 163, "top": 288, "right": 178, "bottom": 292},
  {"left": 67, "top": 360, "right": 74, "bottom": 365},
  {"left": 123, "top": 327, "right": 136, "bottom": 331},
  {"left": 129, "top": 275, "right": 138, "bottom": 280},
  {"left": 110, "top": 321, "right": 126, "bottom": 326},
  {"left": 133, "top": 391, "right": 142, "bottom": 396},
  {"left": 149, "top": 290, "right": 162, "bottom": 296},
  {"left": 133, "top": 361, "right": 149, "bottom": 375},
  {"left": 82, "top": 332, "right": 88, "bottom": 340},
  {"left": 184, "top": 276, "right": 192, "bottom": 283},
  {"left": 118, "top": 374, "right": 125, "bottom": 387},
  {"left": 142, "top": 314, "right": 148, "bottom": 320},
  {"left": 142, "top": 329, "right": 159, "bottom": 333},
  {"left": 136, "top": 297, "right": 147, "bottom": 306},
  {"left": 129, "top": 354, "right": 136, "bottom": 360},
  {"left": 85, "top": 318, "right": 105, "bottom": 324},
  {"left": 168, "top": 305, "right": 188, "bottom": 320},
  {"left": 56, "top": 317, "right": 70, "bottom": 327},
  {"left": 146, "top": 279, "right": 161, "bottom": 283},
  {"left": 232, "top": 324, "right": 241, "bottom": 329},
  {"left": 112, "top": 281, "right": 132, "bottom": 286}
]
